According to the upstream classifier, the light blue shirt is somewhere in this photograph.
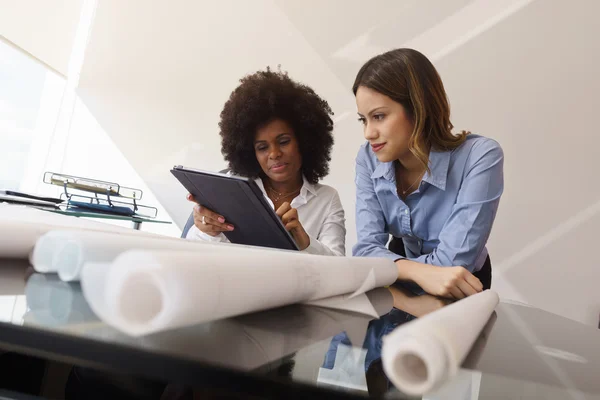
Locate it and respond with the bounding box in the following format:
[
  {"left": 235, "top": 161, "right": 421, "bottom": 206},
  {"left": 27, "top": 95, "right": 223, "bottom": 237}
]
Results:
[{"left": 353, "top": 134, "right": 504, "bottom": 273}]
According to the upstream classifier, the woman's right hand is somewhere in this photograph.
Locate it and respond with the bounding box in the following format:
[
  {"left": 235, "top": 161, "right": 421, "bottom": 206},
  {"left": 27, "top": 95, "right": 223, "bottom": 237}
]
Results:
[
  {"left": 396, "top": 259, "right": 483, "bottom": 299},
  {"left": 187, "top": 194, "right": 234, "bottom": 237}
]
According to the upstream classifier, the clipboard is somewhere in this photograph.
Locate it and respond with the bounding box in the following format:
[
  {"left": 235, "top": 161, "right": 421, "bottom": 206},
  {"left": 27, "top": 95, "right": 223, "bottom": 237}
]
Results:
[{"left": 171, "top": 165, "right": 299, "bottom": 251}]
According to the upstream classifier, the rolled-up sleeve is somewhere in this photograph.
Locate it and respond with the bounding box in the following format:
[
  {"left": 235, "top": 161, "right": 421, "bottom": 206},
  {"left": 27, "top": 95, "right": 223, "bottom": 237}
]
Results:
[
  {"left": 352, "top": 149, "right": 399, "bottom": 261},
  {"left": 412, "top": 139, "right": 504, "bottom": 271}
]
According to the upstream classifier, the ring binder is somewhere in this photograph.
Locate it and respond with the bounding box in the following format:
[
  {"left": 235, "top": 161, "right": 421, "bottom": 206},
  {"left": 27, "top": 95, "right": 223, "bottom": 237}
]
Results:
[{"left": 43, "top": 172, "right": 158, "bottom": 218}]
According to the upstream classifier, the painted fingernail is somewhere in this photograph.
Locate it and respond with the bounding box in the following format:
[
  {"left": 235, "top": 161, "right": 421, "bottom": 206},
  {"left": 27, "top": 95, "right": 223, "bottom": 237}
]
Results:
[
  {"left": 218, "top": 217, "right": 225, "bottom": 223},
  {"left": 227, "top": 225, "right": 234, "bottom": 230}
]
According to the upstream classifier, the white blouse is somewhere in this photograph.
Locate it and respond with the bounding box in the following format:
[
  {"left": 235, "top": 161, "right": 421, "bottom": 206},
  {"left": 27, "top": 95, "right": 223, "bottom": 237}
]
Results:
[{"left": 186, "top": 176, "right": 346, "bottom": 256}]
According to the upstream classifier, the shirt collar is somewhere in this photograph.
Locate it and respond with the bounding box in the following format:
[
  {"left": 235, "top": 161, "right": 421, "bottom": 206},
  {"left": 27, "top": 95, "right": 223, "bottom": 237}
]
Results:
[
  {"left": 300, "top": 175, "right": 317, "bottom": 197},
  {"left": 294, "top": 176, "right": 317, "bottom": 207},
  {"left": 371, "top": 162, "right": 395, "bottom": 181},
  {"left": 422, "top": 149, "right": 450, "bottom": 191},
  {"left": 256, "top": 175, "right": 316, "bottom": 206},
  {"left": 370, "top": 150, "right": 450, "bottom": 191}
]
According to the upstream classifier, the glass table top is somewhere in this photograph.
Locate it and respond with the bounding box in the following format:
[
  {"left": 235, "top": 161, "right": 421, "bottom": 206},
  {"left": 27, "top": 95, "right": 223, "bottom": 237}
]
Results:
[
  {"left": 0, "top": 258, "right": 599, "bottom": 399},
  {"left": 41, "top": 208, "right": 172, "bottom": 224}
]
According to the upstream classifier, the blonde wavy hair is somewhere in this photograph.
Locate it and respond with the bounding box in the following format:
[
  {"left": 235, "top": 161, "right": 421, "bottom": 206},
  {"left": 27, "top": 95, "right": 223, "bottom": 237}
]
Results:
[{"left": 353, "top": 48, "right": 468, "bottom": 170}]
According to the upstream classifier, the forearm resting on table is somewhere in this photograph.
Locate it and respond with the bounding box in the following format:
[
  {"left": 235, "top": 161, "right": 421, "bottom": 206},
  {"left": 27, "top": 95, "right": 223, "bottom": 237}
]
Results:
[
  {"left": 395, "top": 258, "right": 431, "bottom": 281},
  {"left": 395, "top": 258, "right": 473, "bottom": 280},
  {"left": 388, "top": 285, "right": 451, "bottom": 317},
  {"left": 394, "top": 258, "right": 483, "bottom": 299}
]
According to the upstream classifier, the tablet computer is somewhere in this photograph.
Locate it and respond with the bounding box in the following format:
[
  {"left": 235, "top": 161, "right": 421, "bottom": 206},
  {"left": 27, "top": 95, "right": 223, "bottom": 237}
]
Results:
[{"left": 171, "top": 165, "right": 299, "bottom": 251}]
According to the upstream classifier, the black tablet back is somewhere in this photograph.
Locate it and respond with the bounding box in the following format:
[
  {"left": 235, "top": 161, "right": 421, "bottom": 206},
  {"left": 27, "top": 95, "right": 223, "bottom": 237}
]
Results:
[{"left": 171, "top": 166, "right": 299, "bottom": 251}]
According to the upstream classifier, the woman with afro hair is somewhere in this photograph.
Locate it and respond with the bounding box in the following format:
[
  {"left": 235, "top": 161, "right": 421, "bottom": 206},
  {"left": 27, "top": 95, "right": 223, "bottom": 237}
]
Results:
[{"left": 186, "top": 68, "right": 346, "bottom": 256}]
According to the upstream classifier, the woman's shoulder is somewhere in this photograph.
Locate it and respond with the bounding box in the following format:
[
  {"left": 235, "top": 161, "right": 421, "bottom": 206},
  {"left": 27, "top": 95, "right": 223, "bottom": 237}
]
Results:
[
  {"left": 304, "top": 182, "right": 343, "bottom": 211},
  {"left": 459, "top": 134, "right": 502, "bottom": 152},
  {"left": 307, "top": 181, "right": 340, "bottom": 199},
  {"left": 452, "top": 134, "right": 504, "bottom": 168},
  {"left": 298, "top": 182, "right": 344, "bottom": 220},
  {"left": 454, "top": 134, "right": 503, "bottom": 158}
]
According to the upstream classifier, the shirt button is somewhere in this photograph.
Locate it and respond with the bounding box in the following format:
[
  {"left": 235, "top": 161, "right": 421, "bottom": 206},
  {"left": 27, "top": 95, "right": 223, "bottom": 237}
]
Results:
[{"left": 404, "top": 209, "right": 409, "bottom": 215}]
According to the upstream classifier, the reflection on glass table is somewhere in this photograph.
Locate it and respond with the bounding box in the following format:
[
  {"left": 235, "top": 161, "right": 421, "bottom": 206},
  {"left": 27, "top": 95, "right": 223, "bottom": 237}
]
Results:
[
  {"left": 313, "top": 284, "right": 600, "bottom": 399},
  {"left": 1, "top": 262, "right": 599, "bottom": 399}
]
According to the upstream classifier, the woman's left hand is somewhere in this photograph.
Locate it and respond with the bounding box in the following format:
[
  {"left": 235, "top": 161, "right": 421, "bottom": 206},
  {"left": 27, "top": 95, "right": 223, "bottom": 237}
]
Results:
[{"left": 276, "top": 202, "right": 310, "bottom": 250}]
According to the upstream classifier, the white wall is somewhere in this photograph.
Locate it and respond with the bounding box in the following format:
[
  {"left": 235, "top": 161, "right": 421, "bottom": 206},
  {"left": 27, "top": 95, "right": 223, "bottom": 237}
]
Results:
[
  {"left": 0, "top": 0, "right": 83, "bottom": 76},
  {"left": 77, "top": 0, "right": 357, "bottom": 231},
  {"left": 434, "top": 0, "right": 600, "bottom": 326},
  {"left": 77, "top": 0, "right": 600, "bottom": 326}
]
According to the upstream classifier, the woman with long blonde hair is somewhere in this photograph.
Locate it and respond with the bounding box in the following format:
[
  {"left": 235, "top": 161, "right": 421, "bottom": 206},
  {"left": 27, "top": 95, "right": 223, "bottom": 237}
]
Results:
[{"left": 353, "top": 48, "right": 504, "bottom": 299}]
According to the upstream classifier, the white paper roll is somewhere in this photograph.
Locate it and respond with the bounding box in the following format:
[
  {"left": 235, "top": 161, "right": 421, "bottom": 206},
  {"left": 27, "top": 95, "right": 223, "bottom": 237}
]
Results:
[
  {"left": 31, "top": 230, "right": 213, "bottom": 281},
  {"left": 0, "top": 205, "right": 159, "bottom": 259},
  {"left": 381, "top": 290, "right": 499, "bottom": 396},
  {"left": 139, "top": 288, "right": 393, "bottom": 371},
  {"left": 80, "top": 249, "right": 398, "bottom": 336}
]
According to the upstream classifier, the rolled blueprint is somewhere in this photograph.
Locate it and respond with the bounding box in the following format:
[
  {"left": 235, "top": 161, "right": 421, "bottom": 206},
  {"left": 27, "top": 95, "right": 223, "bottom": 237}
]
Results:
[
  {"left": 80, "top": 249, "right": 398, "bottom": 336},
  {"left": 0, "top": 205, "right": 157, "bottom": 259},
  {"left": 140, "top": 288, "right": 394, "bottom": 371},
  {"left": 381, "top": 290, "right": 499, "bottom": 396},
  {"left": 31, "top": 230, "right": 211, "bottom": 281}
]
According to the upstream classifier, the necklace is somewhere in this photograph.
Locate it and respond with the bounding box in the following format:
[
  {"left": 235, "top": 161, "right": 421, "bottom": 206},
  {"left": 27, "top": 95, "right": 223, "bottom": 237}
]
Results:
[
  {"left": 267, "top": 184, "right": 301, "bottom": 203},
  {"left": 397, "top": 165, "right": 426, "bottom": 196}
]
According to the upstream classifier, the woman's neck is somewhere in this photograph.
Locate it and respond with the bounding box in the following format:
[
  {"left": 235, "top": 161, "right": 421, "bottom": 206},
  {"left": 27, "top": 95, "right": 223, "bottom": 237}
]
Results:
[
  {"left": 397, "top": 146, "right": 430, "bottom": 174},
  {"left": 265, "top": 174, "right": 303, "bottom": 195}
]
